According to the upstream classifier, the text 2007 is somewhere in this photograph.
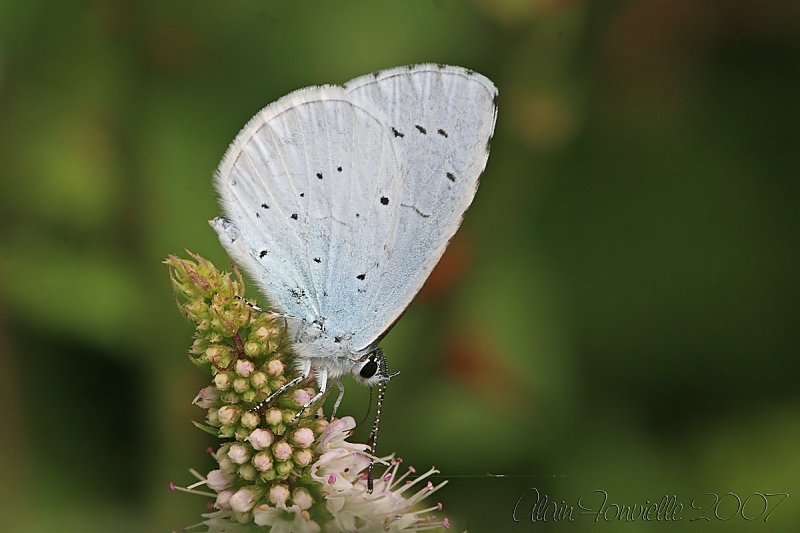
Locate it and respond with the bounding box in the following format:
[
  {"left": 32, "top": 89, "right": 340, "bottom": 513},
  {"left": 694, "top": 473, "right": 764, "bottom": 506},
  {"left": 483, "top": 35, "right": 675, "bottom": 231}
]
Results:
[{"left": 689, "top": 492, "right": 788, "bottom": 522}]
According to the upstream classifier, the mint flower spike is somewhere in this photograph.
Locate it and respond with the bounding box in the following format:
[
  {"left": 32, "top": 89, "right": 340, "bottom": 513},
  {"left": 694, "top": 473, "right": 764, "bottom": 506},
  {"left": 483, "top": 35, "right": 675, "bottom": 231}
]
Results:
[{"left": 167, "top": 253, "right": 452, "bottom": 532}]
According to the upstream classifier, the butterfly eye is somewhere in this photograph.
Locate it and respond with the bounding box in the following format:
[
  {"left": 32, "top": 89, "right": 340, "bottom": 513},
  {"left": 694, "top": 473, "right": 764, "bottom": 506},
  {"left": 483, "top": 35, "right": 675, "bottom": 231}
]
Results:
[{"left": 359, "top": 357, "right": 379, "bottom": 379}]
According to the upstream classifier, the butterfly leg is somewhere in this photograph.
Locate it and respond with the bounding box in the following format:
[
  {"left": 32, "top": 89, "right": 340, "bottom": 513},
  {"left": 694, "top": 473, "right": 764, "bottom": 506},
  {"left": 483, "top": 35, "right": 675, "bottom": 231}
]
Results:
[
  {"left": 293, "top": 369, "right": 328, "bottom": 421},
  {"left": 330, "top": 379, "right": 345, "bottom": 419},
  {"left": 249, "top": 359, "right": 311, "bottom": 412}
]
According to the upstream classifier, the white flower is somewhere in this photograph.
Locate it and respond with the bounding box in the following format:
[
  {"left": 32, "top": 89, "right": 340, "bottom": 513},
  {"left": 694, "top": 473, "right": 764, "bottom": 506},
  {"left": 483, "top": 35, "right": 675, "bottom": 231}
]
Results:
[
  {"left": 235, "top": 358, "right": 256, "bottom": 377},
  {"left": 273, "top": 441, "right": 293, "bottom": 461},
  {"left": 269, "top": 484, "right": 291, "bottom": 506},
  {"left": 217, "top": 405, "right": 239, "bottom": 426},
  {"left": 246, "top": 428, "right": 274, "bottom": 450},
  {"left": 227, "top": 443, "right": 250, "bottom": 465},
  {"left": 193, "top": 386, "right": 218, "bottom": 408},
  {"left": 292, "top": 388, "right": 312, "bottom": 405},
  {"left": 206, "top": 469, "right": 233, "bottom": 491},
  {"left": 267, "top": 359, "right": 285, "bottom": 376},
  {"left": 311, "top": 416, "right": 451, "bottom": 532},
  {"left": 292, "top": 427, "right": 315, "bottom": 448},
  {"left": 213, "top": 373, "right": 231, "bottom": 391},
  {"left": 214, "top": 489, "right": 234, "bottom": 510},
  {"left": 253, "top": 503, "right": 321, "bottom": 533},
  {"left": 201, "top": 510, "right": 254, "bottom": 533},
  {"left": 229, "top": 486, "right": 259, "bottom": 513},
  {"left": 265, "top": 408, "right": 283, "bottom": 425},
  {"left": 253, "top": 451, "right": 274, "bottom": 472},
  {"left": 293, "top": 488, "right": 314, "bottom": 510}
]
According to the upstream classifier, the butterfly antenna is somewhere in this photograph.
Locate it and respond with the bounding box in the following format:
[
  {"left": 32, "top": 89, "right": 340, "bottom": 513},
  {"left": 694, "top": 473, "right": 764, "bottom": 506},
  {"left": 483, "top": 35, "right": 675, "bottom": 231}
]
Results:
[
  {"left": 367, "top": 351, "right": 391, "bottom": 493},
  {"left": 367, "top": 381, "right": 386, "bottom": 494}
]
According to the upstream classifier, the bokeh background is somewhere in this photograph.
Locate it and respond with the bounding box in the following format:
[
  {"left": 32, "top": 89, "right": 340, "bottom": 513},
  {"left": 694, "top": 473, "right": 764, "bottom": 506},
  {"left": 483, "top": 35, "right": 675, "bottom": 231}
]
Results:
[{"left": 1, "top": 1, "right": 798, "bottom": 531}]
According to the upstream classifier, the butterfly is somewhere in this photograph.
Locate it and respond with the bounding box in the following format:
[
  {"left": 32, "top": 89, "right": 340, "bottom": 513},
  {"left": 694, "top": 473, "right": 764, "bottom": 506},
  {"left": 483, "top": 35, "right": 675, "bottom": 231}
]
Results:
[{"left": 211, "top": 63, "right": 497, "bottom": 489}]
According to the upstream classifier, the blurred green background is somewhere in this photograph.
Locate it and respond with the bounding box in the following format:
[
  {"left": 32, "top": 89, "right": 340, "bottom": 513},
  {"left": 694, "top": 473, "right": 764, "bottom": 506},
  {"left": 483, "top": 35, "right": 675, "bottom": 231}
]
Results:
[{"left": 1, "top": 1, "right": 798, "bottom": 531}]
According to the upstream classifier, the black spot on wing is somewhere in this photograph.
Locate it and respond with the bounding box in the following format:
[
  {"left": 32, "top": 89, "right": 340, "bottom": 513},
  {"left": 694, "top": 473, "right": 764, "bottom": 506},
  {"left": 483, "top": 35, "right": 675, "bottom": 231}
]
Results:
[
  {"left": 380, "top": 196, "right": 389, "bottom": 205},
  {"left": 415, "top": 125, "right": 427, "bottom": 134},
  {"left": 391, "top": 127, "right": 405, "bottom": 138},
  {"left": 300, "top": 192, "right": 305, "bottom": 197},
  {"left": 314, "top": 257, "right": 321, "bottom": 263},
  {"left": 437, "top": 128, "right": 448, "bottom": 138},
  {"left": 290, "top": 213, "right": 298, "bottom": 220},
  {"left": 255, "top": 212, "right": 260, "bottom": 218},
  {"left": 446, "top": 172, "right": 455, "bottom": 182},
  {"left": 261, "top": 203, "right": 269, "bottom": 209},
  {"left": 259, "top": 250, "right": 268, "bottom": 258},
  {"left": 337, "top": 166, "right": 343, "bottom": 172},
  {"left": 316, "top": 172, "right": 323, "bottom": 179},
  {"left": 356, "top": 273, "right": 366, "bottom": 281}
]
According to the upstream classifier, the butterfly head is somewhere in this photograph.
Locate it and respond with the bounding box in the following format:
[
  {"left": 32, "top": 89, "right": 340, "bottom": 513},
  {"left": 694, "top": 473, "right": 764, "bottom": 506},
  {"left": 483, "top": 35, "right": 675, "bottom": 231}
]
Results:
[{"left": 353, "top": 347, "right": 399, "bottom": 387}]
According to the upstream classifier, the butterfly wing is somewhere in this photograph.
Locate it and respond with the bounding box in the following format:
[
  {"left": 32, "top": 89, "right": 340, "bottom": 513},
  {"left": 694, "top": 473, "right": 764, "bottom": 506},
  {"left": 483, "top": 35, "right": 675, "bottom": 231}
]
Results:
[
  {"left": 340, "top": 64, "right": 498, "bottom": 350},
  {"left": 212, "top": 65, "right": 497, "bottom": 352}
]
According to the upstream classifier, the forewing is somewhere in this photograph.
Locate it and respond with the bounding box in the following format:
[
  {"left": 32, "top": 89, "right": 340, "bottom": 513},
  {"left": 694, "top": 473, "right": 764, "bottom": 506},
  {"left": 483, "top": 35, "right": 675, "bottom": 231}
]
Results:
[{"left": 341, "top": 64, "right": 498, "bottom": 349}]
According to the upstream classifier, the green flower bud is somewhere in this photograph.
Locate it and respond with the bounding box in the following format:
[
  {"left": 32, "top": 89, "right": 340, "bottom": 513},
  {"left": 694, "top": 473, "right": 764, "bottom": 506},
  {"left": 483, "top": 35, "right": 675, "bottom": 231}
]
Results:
[
  {"left": 274, "top": 461, "right": 293, "bottom": 477},
  {"left": 214, "top": 373, "right": 232, "bottom": 391},
  {"left": 244, "top": 341, "right": 260, "bottom": 357},
  {"left": 259, "top": 470, "right": 277, "bottom": 482},
  {"left": 190, "top": 337, "right": 208, "bottom": 356},
  {"left": 207, "top": 345, "right": 233, "bottom": 369},
  {"left": 233, "top": 377, "right": 249, "bottom": 394},
  {"left": 314, "top": 418, "right": 329, "bottom": 435},
  {"left": 253, "top": 325, "right": 270, "bottom": 342},
  {"left": 217, "top": 405, "right": 239, "bottom": 426},
  {"left": 294, "top": 449, "right": 313, "bottom": 467},
  {"left": 250, "top": 371, "right": 268, "bottom": 390},
  {"left": 239, "top": 463, "right": 257, "bottom": 481},
  {"left": 241, "top": 390, "right": 258, "bottom": 403},
  {"left": 240, "top": 411, "right": 259, "bottom": 429}
]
